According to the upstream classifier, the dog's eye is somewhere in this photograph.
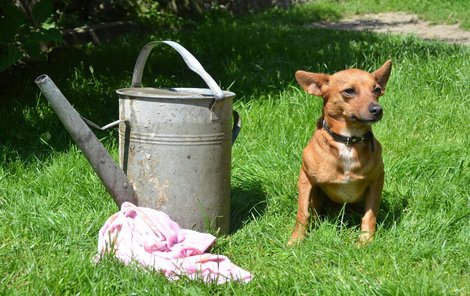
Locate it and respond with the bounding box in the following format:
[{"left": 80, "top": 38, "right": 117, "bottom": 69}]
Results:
[
  {"left": 373, "top": 87, "right": 382, "bottom": 95},
  {"left": 343, "top": 88, "right": 356, "bottom": 96}
]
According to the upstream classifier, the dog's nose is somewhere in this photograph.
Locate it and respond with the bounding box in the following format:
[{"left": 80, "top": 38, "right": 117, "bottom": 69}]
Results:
[{"left": 368, "top": 103, "right": 383, "bottom": 118}]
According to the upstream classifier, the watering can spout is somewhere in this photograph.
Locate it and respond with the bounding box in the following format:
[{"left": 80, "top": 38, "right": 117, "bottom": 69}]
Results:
[{"left": 35, "top": 74, "right": 137, "bottom": 208}]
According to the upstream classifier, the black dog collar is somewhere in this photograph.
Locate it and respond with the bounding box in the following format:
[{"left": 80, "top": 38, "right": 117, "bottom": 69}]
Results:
[{"left": 322, "top": 120, "right": 375, "bottom": 150}]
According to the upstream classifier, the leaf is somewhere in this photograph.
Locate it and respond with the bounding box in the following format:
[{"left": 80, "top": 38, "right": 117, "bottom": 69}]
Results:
[
  {"left": 27, "top": 31, "right": 46, "bottom": 43},
  {"left": 23, "top": 41, "right": 41, "bottom": 59},
  {"left": 0, "top": 46, "right": 22, "bottom": 72},
  {"left": 41, "top": 28, "right": 63, "bottom": 42},
  {"left": 0, "top": 2, "right": 27, "bottom": 42},
  {"left": 32, "top": 0, "right": 53, "bottom": 25},
  {"left": 41, "top": 21, "right": 56, "bottom": 30},
  {"left": 28, "top": 29, "right": 63, "bottom": 43}
]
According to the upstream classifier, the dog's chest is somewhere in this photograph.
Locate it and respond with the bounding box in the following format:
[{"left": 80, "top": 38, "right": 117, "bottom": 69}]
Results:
[
  {"left": 318, "top": 143, "right": 367, "bottom": 203},
  {"left": 338, "top": 144, "right": 356, "bottom": 182}
]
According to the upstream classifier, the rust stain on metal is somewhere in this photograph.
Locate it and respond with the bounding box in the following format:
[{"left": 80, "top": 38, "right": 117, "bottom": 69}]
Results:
[{"left": 149, "top": 177, "right": 170, "bottom": 209}]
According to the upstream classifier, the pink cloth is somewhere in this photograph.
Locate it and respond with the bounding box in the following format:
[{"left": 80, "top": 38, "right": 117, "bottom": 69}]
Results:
[{"left": 96, "top": 202, "right": 252, "bottom": 284}]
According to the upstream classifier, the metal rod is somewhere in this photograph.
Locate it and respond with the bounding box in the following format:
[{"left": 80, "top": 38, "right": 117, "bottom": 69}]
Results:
[{"left": 35, "top": 74, "right": 137, "bottom": 208}]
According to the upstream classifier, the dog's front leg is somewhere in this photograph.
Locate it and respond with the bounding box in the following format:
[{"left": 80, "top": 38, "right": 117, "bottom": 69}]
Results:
[
  {"left": 289, "top": 169, "right": 321, "bottom": 245},
  {"left": 359, "top": 172, "right": 384, "bottom": 243}
]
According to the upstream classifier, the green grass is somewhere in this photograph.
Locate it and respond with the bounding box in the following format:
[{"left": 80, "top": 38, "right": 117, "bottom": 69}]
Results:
[
  {"left": 312, "top": 0, "right": 470, "bottom": 29},
  {"left": 1, "top": 2, "right": 470, "bottom": 295}
]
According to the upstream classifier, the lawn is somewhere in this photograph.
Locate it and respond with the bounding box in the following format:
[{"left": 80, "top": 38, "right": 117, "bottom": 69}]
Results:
[
  {"left": 312, "top": 0, "right": 470, "bottom": 29},
  {"left": 1, "top": 1, "right": 469, "bottom": 295}
]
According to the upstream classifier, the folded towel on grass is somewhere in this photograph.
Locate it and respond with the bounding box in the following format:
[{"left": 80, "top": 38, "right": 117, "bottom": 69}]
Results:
[{"left": 96, "top": 202, "right": 252, "bottom": 284}]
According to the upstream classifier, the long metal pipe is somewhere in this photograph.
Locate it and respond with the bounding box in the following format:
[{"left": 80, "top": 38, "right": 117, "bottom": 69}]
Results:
[{"left": 35, "top": 74, "right": 137, "bottom": 208}]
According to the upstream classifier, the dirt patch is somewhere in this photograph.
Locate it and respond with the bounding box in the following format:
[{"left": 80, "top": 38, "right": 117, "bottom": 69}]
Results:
[{"left": 309, "top": 12, "right": 470, "bottom": 46}]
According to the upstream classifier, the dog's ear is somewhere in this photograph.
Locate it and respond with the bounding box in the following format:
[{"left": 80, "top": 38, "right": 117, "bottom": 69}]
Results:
[
  {"left": 372, "top": 60, "right": 392, "bottom": 89},
  {"left": 295, "top": 71, "right": 329, "bottom": 96}
]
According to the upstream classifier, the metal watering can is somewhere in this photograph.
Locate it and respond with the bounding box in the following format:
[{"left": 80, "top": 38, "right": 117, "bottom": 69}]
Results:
[{"left": 35, "top": 41, "right": 240, "bottom": 233}]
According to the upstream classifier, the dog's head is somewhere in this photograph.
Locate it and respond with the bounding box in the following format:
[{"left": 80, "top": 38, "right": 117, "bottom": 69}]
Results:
[{"left": 295, "top": 60, "right": 392, "bottom": 125}]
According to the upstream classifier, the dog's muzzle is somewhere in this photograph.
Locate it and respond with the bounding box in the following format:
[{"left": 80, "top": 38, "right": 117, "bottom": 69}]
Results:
[{"left": 368, "top": 103, "right": 383, "bottom": 121}]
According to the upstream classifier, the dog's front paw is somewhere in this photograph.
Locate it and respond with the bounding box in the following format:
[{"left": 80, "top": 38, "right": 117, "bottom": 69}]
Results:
[
  {"left": 287, "top": 233, "right": 305, "bottom": 246},
  {"left": 357, "top": 231, "right": 374, "bottom": 246},
  {"left": 287, "top": 238, "right": 300, "bottom": 246}
]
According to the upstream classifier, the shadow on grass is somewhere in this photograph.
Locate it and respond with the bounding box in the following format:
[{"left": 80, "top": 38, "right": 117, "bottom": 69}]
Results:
[
  {"left": 230, "top": 180, "right": 267, "bottom": 233},
  {"left": 307, "top": 190, "right": 408, "bottom": 232},
  {"left": 379, "top": 190, "right": 409, "bottom": 229}
]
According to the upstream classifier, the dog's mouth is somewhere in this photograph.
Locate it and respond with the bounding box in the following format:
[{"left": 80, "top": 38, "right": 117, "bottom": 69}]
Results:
[
  {"left": 350, "top": 115, "right": 382, "bottom": 124},
  {"left": 349, "top": 103, "right": 383, "bottom": 124}
]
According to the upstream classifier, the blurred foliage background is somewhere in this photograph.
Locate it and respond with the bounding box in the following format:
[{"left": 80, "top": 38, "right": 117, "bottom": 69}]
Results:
[{"left": 0, "top": 0, "right": 299, "bottom": 71}]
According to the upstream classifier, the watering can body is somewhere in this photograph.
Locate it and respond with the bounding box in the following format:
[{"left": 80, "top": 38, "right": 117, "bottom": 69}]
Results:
[
  {"left": 117, "top": 87, "right": 234, "bottom": 233},
  {"left": 36, "top": 41, "right": 239, "bottom": 234}
]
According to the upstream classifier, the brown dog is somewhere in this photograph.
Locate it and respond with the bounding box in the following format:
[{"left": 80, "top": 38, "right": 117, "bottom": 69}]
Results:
[{"left": 289, "top": 60, "right": 392, "bottom": 245}]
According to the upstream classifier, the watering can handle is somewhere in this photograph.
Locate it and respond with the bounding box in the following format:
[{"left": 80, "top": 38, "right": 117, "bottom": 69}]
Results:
[{"left": 131, "top": 40, "right": 225, "bottom": 100}]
